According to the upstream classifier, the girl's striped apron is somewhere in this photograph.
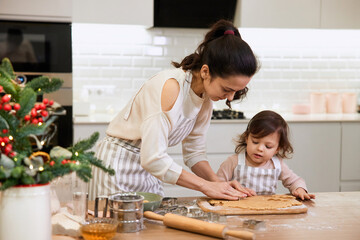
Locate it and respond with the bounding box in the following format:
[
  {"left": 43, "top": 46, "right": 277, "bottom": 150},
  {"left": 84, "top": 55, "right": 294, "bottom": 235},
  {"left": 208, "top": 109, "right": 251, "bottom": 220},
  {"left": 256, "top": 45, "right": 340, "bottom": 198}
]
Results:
[
  {"left": 88, "top": 71, "right": 200, "bottom": 200},
  {"left": 233, "top": 152, "right": 281, "bottom": 195}
]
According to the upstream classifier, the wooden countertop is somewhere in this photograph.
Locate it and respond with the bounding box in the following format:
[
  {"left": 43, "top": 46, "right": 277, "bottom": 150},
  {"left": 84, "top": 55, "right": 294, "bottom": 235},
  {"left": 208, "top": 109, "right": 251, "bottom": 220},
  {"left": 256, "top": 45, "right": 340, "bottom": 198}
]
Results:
[{"left": 53, "top": 192, "right": 360, "bottom": 240}]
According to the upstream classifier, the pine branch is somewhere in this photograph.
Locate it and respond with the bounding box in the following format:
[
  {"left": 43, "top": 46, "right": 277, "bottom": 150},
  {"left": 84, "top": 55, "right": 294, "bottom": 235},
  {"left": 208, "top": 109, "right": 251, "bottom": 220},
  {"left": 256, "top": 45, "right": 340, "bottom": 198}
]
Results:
[
  {"left": 0, "top": 58, "right": 16, "bottom": 80},
  {"left": 0, "top": 76, "right": 16, "bottom": 96},
  {"left": 70, "top": 132, "right": 100, "bottom": 153},
  {"left": 15, "top": 87, "right": 37, "bottom": 118},
  {"left": 0, "top": 115, "right": 9, "bottom": 130},
  {"left": 80, "top": 152, "right": 115, "bottom": 176},
  {"left": 0, "top": 178, "right": 18, "bottom": 191},
  {"left": 0, "top": 110, "right": 19, "bottom": 132},
  {"left": 25, "top": 76, "right": 63, "bottom": 94}
]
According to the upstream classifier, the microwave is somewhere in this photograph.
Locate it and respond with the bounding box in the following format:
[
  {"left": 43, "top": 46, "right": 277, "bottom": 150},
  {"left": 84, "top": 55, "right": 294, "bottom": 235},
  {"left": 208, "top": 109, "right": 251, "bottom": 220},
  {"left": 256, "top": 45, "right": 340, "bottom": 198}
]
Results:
[
  {"left": 0, "top": 20, "right": 72, "bottom": 73},
  {"left": 0, "top": 20, "right": 73, "bottom": 147}
]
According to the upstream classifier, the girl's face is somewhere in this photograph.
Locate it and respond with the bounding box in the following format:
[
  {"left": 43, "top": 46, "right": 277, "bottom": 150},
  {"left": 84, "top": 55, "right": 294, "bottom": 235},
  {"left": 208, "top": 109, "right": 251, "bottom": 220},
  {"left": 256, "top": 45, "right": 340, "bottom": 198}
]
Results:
[
  {"left": 201, "top": 65, "right": 251, "bottom": 102},
  {"left": 245, "top": 132, "right": 280, "bottom": 167}
]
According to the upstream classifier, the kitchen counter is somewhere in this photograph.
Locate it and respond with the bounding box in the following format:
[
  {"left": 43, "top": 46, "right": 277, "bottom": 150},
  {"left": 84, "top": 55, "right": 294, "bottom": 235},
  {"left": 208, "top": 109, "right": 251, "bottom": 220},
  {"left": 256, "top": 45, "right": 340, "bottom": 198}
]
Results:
[
  {"left": 74, "top": 112, "right": 360, "bottom": 124},
  {"left": 54, "top": 192, "right": 360, "bottom": 240}
]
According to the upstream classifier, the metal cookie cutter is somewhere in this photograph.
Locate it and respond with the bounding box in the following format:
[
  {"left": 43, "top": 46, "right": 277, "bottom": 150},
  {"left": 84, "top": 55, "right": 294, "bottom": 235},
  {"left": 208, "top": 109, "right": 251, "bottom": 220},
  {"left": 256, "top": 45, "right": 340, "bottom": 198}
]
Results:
[{"left": 243, "top": 219, "right": 266, "bottom": 230}]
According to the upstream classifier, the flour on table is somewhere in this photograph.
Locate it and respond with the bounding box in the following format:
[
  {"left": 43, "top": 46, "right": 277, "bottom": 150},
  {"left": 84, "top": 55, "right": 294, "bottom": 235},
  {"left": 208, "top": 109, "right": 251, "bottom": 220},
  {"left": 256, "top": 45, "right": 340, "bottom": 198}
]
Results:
[{"left": 208, "top": 195, "right": 302, "bottom": 210}]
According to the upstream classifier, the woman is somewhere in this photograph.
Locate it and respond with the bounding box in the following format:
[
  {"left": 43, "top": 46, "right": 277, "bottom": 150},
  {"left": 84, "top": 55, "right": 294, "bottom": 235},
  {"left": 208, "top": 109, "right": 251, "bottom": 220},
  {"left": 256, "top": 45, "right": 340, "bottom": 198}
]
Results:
[{"left": 89, "top": 19, "right": 258, "bottom": 200}]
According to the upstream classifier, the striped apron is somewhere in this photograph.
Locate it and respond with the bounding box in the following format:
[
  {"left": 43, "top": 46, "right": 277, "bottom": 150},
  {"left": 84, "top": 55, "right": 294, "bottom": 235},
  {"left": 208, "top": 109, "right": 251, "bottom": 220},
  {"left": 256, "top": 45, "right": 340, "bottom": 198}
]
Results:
[
  {"left": 233, "top": 152, "right": 281, "bottom": 195},
  {"left": 88, "top": 71, "right": 200, "bottom": 200}
]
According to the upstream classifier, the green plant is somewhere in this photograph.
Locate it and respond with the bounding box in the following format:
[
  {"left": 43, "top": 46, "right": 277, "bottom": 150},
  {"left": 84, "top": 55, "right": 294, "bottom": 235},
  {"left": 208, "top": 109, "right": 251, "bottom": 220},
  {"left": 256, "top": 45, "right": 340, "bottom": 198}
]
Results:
[{"left": 0, "top": 58, "right": 114, "bottom": 190}]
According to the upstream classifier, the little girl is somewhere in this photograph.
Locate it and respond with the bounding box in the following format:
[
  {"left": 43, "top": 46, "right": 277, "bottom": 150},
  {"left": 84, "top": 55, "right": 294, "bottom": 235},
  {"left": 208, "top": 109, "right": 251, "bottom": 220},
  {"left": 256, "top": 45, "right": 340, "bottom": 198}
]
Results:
[{"left": 217, "top": 110, "right": 315, "bottom": 200}]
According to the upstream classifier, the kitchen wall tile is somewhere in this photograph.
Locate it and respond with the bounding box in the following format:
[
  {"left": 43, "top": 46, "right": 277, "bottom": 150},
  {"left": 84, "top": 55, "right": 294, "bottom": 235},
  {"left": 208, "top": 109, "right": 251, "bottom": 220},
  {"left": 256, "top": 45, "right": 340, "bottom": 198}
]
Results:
[
  {"left": 144, "top": 46, "right": 163, "bottom": 56},
  {"left": 72, "top": 24, "right": 360, "bottom": 115},
  {"left": 112, "top": 57, "right": 133, "bottom": 66},
  {"left": 132, "top": 57, "right": 152, "bottom": 67},
  {"left": 153, "top": 36, "right": 172, "bottom": 46}
]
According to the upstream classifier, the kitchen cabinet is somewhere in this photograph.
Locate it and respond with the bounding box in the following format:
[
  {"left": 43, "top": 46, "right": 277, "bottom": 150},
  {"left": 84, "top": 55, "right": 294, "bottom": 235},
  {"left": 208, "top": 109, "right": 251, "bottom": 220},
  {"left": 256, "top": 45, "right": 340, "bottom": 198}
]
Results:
[
  {"left": 74, "top": 119, "right": 356, "bottom": 197},
  {"left": 235, "top": 0, "right": 360, "bottom": 29},
  {"left": 72, "top": 0, "right": 153, "bottom": 26},
  {"left": 340, "top": 122, "right": 360, "bottom": 191},
  {"left": 0, "top": 0, "right": 71, "bottom": 22},
  {"left": 167, "top": 121, "right": 342, "bottom": 197}
]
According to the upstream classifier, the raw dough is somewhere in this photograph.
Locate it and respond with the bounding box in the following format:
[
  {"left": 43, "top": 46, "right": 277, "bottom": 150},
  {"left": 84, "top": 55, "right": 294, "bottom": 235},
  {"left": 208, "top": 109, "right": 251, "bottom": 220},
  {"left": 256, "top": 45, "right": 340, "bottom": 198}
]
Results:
[{"left": 208, "top": 195, "right": 302, "bottom": 210}]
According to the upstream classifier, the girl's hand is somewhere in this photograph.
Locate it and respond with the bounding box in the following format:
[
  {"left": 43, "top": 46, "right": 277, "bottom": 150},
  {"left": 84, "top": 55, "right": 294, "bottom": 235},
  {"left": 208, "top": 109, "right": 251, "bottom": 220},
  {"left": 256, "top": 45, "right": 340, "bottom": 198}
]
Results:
[
  {"left": 293, "top": 187, "right": 316, "bottom": 200},
  {"left": 199, "top": 181, "right": 255, "bottom": 200}
]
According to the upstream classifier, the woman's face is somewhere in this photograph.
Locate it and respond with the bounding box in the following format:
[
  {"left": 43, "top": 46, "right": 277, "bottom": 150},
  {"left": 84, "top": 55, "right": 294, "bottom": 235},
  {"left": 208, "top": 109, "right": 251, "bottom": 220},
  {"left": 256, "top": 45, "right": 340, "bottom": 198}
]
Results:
[{"left": 201, "top": 66, "right": 251, "bottom": 102}]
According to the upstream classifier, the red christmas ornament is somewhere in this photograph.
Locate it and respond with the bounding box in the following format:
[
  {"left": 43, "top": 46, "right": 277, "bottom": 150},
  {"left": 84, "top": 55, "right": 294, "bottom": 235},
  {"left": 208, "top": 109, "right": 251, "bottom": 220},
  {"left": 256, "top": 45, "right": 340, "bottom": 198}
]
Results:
[
  {"left": 49, "top": 161, "right": 55, "bottom": 166},
  {"left": 43, "top": 98, "right": 49, "bottom": 104},
  {"left": 31, "top": 119, "right": 39, "bottom": 124},
  {"left": 24, "top": 115, "right": 31, "bottom": 121},
  {"left": 2, "top": 129, "right": 8, "bottom": 134},
  {"left": 49, "top": 100, "right": 54, "bottom": 105},
  {"left": 0, "top": 86, "right": 3, "bottom": 92},
  {"left": 34, "top": 103, "right": 40, "bottom": 110}
]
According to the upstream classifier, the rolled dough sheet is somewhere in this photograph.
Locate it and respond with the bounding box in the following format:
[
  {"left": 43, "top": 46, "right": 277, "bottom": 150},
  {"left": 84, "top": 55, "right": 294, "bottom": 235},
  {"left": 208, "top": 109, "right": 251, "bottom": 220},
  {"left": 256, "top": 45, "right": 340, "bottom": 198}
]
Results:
[
  {"left": 197, "top": 194, "right": 308, "bottom": 215},
  {"left": 208, "top": 195, "right": 302, "bottom": 210}
]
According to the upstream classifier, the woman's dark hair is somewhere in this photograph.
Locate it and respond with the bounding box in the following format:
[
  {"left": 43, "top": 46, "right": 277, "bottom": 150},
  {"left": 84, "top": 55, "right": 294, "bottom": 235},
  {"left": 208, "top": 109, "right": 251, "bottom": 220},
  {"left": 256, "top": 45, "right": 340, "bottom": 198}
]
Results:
[
  {"left": 234, "top": 110, "right": 294, "bottom": 159},
  {"left": 172, "top": 19, "right": 259, "bottom": 108}
]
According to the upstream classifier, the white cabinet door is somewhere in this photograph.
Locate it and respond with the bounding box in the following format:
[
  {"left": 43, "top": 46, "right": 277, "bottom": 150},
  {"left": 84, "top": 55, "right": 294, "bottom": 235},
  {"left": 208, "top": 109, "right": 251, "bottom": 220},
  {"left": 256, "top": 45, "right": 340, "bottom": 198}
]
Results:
[
  {"left": 285, "top": 122, "right": 341, "bottom": 192},
  {"left": 321, "top": 0, "right": 360, "bottom": 29},
  {"left": 341, "top": 122, "right": 360, "bottom": 181},
  {"left": 72, "top": 0, "right": 153, "bottom": 26},
  {"left": 236, "top": 0, "right": 321, "bottom": 28},
  {"left": 0, "top": 0, "right": 72, "bottom": 22}
]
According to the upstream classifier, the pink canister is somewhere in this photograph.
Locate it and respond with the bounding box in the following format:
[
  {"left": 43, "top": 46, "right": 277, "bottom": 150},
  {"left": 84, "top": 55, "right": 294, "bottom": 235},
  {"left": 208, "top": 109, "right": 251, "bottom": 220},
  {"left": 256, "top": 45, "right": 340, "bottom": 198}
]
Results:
[
  {"left": 342, "top": 93, "right": 357, "bottom": 113},
  {"left": 310, "top": 92, "right": 326, "bottom": 114},
  {"left": 326, "top": 93, "right": 342, "bottom": 114}
]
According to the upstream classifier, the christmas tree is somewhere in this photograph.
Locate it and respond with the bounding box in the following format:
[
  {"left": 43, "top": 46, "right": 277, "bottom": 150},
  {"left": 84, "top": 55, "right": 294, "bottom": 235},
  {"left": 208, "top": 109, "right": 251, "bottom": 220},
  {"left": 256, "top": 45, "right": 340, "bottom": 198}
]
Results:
[{"left": 0, "top": 58, "right": 114, "bottom": 190}]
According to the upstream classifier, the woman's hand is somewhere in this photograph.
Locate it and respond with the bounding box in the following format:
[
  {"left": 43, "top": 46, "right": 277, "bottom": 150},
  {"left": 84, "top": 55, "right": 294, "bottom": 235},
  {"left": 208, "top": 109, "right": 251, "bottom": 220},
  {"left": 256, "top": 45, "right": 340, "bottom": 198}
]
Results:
[
  {"left": 199, "top": 180, "right": 256, "bottom": 200},
  {"left": 292, "top": 187, "right": 315, "bottom": 200}
]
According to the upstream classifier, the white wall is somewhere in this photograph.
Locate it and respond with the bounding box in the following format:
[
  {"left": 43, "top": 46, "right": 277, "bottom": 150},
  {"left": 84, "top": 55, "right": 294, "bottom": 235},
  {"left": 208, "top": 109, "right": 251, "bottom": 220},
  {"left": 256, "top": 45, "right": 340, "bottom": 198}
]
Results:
[{"left": 72, "top": 24, "right": 360, "bottom": 115}]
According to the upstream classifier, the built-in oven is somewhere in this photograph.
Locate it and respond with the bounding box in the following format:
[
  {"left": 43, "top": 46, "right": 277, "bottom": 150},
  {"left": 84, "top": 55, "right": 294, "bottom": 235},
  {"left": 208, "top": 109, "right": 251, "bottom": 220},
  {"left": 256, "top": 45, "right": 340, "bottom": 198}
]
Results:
[{"left": 0, "top": 20, "right": 73, "bottom": 149}]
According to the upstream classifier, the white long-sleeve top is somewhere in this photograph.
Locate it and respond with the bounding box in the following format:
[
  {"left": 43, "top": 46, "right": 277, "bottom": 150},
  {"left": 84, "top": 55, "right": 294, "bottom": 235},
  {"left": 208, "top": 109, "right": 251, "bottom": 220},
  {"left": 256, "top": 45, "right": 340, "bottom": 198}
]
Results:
[{"left": 106, "top": 68, "right": 213, "bottom": 184}]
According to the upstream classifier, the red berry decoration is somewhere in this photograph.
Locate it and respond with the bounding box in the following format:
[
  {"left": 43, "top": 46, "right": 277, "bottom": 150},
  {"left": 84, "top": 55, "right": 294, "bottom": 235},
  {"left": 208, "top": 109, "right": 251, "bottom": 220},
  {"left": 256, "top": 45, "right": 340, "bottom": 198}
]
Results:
[
  {"left": 3, "top": 104, "right": 11, "bottom": 111},
  {"left": 9, "top": 152, "right": 16, "bottom": 157},
  {"left": 3, "top": 136, "right": 9, "bottom": 143},
  {"left": 41, "top": 110, "right": 48, "bottom": 117},
  {"left": 1, "top": 94, "right": 10, "bottom": 103},
  {"left": 13, "top": 103, "right": 21, "bottom": 111},
  {"left": 49, "top": 161, "right": 55, "bottom": 166},
  {"left": 2, "top": 129, "right": 8, "bottom": 134},
  {"left": 34, "top": 104, "right": 40, "bottom": 110},
  {"left": 0, "top": 86, "right": 3, "bottom": 92},
  {"left": 61, "top": 159, "right": 67, "bottom": 165},
  {"left": 49, "top": 100, "right": 54, "bottom": 105},
  {"left": 40, "top": 103, "right": 46, "bottom": 110},
  {"left": 32, "top": 119, "right": 39, "bottom": 124},
  {"left": 31, "top": 108, "right": 37, "bottom": 117},
  {"left": 38, "top": 117, "right": 43, "bottom": 123},
  {"left": 43, "top": 98, "right": 49, "bottom": 104},
  {"left": 24, "top": 115, "right": 31, "bottom": 121}
]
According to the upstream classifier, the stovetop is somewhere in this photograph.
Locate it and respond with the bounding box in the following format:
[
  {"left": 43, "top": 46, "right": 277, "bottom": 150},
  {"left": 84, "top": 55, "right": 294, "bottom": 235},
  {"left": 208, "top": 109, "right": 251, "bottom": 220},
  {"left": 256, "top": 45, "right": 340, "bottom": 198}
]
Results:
[{"left": 211, "top": 109, "right": 245, "bottom": 120}]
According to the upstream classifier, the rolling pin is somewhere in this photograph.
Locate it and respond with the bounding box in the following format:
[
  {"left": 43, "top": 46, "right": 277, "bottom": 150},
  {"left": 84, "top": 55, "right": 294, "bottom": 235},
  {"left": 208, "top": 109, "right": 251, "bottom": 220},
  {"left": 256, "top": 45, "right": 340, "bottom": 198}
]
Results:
[{"left": 144, "top": 211, "right": 255, "bottom": 240}]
